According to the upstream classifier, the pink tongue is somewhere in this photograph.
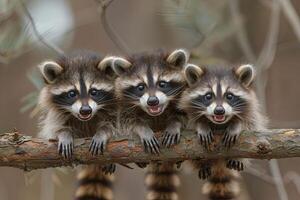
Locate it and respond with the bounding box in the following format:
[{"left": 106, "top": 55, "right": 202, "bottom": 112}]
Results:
[
  {"left": 214, "top": 115, "right": 225, "bottom": 121},
  {"left": 150, "top": 106, "right": 160, "bottom": 113}
]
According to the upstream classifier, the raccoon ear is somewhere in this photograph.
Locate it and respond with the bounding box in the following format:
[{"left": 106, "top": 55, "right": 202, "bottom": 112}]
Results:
[
  {"left": 235, "top": 64, "right": 256, "bottom": 87},
  {"left": 112, "top": 57, "right": 132, "bottom": 76},
  {"left": 98, "top": 56, "right": 115, "bottom": 76},
  {"left": 167, "top": 49, "right": 189, "bottom": 68},
  {"left": 38, "top": 61, "right": 63, "bottom": 84},
  {"left": 184, "top": 64, "right": 204, "bottom": 86}
]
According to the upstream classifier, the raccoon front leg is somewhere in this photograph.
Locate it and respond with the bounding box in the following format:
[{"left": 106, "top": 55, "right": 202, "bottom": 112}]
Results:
[
  {"left": 196, "top": 122, "right": 214, "bottom": 150},
  {"left": 57, "top": 130, "right": 74, "bottom": 159},
  {"left": 226, "top": 159, "right": 244, "bottom": 171},
  {"left": 102, "top": 163, "right": 116, "bottom": 174},
  {"left": 89, "top": 126, "right": 113, "bottom": 156},
  {"left": 135, "top": 124, "right": 160, "bottom": 154},
  {"left": 222, "top": 122, "right": 242, "bottom": 148},
  {"left": 162, "top": 120, "right": 181, "bottom": 147}
]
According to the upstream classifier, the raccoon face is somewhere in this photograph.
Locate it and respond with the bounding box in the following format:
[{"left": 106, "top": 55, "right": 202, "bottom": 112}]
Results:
[
  {"left": 39, "top": 52, "right": 115, "bottom": 121},
  {"left": 182, "top": 64, "right": 255, "bottom": 124},
  {"left": 112, "top": 49, "right": 189, "bottom": 116}
]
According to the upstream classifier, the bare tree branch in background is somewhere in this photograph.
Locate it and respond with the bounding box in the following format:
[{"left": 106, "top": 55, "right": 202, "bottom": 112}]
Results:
[
  {"left": 278, "top": 0, "right": 300, "bottom": 42},
  {"left": 20, "top": 0, "right": 64, "bottom": 55},
  {"left": 253, "top": 1, "right": 289, "bottom": 199},
  {"left": 229, "top": 0, "right": 256, "bottom": 62},
  {"left": 94, "top": 0, "right": 131, "bottom": 55}
]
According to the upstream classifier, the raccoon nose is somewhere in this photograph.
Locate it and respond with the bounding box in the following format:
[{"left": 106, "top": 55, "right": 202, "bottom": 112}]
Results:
[
  {"left": 214, "top": 106, "right": 225, "bottom": 115},
  {"left": 147, "top": 96, "right": 159, "bottom": 106},
  {"left": 79, "top": 105, "right": 92, "bottom": 115}
]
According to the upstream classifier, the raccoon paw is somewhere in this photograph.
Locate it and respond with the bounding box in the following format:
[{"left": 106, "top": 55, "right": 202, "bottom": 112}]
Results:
[
  {"left": 226, "top": 160, "right": 244, "bottom": 171},
  {"left": 58, "top": 136, "right": 73, "bottom": 159},
  {"left": 222, "top": 132, "right": 239, "bottom": 148},
  {"left": 197, "top": 130, "right": 213, "bottom": 150},
  {"left": 141, "top": 135, "right": 160, "bottom": 154},
  {"left": 89, "top": 133, "right": 109, "bottom": 156},
  {"left": 135, "top": 162, "right": 149, "bottom": 168},
  {"left": 198, "top": 165, "right": 212, "bottom": 180},
  {"left": 102, "top": 164, "right": 116, "bottom": 174},
  {"left": 162, "top": 131, "right": 180, "bottom": 148}
]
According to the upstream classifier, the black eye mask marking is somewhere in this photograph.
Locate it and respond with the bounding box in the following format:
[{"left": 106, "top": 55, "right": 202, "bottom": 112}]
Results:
[
  {"left": 158, "top": 81, "right": 183, "bottom": 96},
  {"left": 194, "top": 92, "right": 214, "bottom": 107},
  {"left": 89, "top": 88, "right": 113, "bottom": 104},
  {"left": 225, "top": 92, "right": 247, "bottom": 108},
  {"left": 124, "top": 84, "right": 146, "bottom": 99},
  {"left": 52, "top": 90, "right": 78, "bottom": 106}
]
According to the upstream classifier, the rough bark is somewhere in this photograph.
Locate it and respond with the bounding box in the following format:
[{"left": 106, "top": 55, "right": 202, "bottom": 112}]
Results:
[{"left": 0, "top": 129, "right": 299, "bottom": 171}]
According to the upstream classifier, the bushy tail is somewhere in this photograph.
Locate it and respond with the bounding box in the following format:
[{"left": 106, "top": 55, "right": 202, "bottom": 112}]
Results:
[
  {"left": 202, "top": 161, "right": 240, "bottom": 200},
  {"left": 145, "top": 162, "right": 180, "bottom": 200},
  {"left": 75, "top": 164, "right": 114, "bottom": 200}
]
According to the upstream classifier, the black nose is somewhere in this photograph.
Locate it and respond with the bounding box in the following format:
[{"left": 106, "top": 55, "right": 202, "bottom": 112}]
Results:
[
  {"left": 79, "top": 105, "right": 92, "bottom": 115},
  {"left": 147, "top": 96, "right": 159, "bottom": 106},
  {"left": 214, "top": 106, "right": 225, "bottom": 115}
]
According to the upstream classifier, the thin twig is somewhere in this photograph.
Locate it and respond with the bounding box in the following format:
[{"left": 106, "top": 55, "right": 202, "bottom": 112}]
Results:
[
  {"left": 95, "top": 0, "right": 130, "bottom": 55},
  {"left": 245, "top": 167, "right": 275, "bottom": 185},
  {"left": 229, "top": 0, "right": 256, "bottom": 62},
  {"left": 270, "top": 160, "right": 289, "bottom": 200},
  {"left": 278, "top": 0, "right": 300, "bottom": 42},
  {"left": 284, "top": 171, "right": 300, "bottom": 195},
  {"left": 20, "top": 0, "right": 64, "bottom": 55}
]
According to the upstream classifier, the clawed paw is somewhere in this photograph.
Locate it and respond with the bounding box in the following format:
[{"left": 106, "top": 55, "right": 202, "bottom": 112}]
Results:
[
  {"left": 102, "top": 164, "right": 116, "bottom": 174},
  {"left": 197, "top": 130, "right": 213, "bottom": 149},
  {"left": 58, "top": 138, "right": 73, "bottom": 159},
  {"left": 198, "top": 165, "right": 212, "bottom": 180},
  {"left": 89, "top": 134, "right": 108, "bottom": 156},
  {"left": 142, "top": 136, "right": 160, "bottom": 154},
  {"left": 226, "top": 160, "right": 244, "bottom": 171},
  {"left": 162, "top": 131, "right": 180, "bottom": 148},
  {"left": 135, "top": 162, "right": 149, "bottom": 168},
  {"left": 222, "top": 132, "right": 239, "bottom": 148}
]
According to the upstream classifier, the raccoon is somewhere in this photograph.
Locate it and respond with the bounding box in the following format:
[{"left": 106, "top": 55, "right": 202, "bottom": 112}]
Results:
[
  {"left": 179, "top": 63, "right": 267, "bottom": 200},
  {"left": 107, "top": 49, "right": 189, "bottom": 200},
  {"left": 37, "top": 50, "right": 117, "bottom": 200}
]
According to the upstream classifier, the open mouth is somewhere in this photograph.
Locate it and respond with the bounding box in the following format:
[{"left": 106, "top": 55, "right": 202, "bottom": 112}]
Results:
[
  {"left": 147, "top": 105, "right": 164, "bottom": 116},
  {"left": 78, "top": 114, "right": 92, "bottom": 121},
  {"left": 213, "top": 115, "right": 226, "bottom": 123}
]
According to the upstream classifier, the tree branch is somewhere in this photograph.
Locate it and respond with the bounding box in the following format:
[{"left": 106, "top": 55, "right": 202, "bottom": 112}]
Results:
[{"left": 1, "top": 129, "right": 300, "bottom": 171}]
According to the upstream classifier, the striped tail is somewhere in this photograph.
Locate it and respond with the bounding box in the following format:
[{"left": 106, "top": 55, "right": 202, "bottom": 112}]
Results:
[
  {"left": 202, "top": 160, "right": 240, "bottom": 200},
  {"left": 75, "top": 164, "right": 114, "bottom": 200},
  {"left": 145, "top": 162, "right": 180, "bottom": 200}
]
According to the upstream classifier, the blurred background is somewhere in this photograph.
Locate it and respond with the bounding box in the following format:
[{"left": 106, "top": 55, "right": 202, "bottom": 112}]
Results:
[{"left": 0, "top": 0, "right": 300, "bottom": 199}]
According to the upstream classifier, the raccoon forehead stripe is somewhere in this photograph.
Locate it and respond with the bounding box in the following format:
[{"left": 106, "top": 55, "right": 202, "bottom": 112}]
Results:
[
  {"left": 91, "top": 83, "right": 113, "bottom": 91},
  {"left": 189, "top": 88, "right": 211, "bottom": 98},
  {"left": 160, "top": 73, "right": 184, "bottom": 82},
  {"left": 50, "top": 85, "right": 75, "bottom": 95},
  {"left": 120, "top": 78, "right": 142, "bottom": 87}
]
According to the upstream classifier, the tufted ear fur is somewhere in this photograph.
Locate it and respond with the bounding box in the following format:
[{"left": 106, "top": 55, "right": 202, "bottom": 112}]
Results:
[
  {"left": 166, "top": 49, "right": 189, "bottom": 69},
  {"left": 97, "top": 56, "right": 116, "bottom": 77},
  {"left": 184, "top": 64, "right": 204, "bottom": 86},
  {"left": 234, "top": 64, "right": 256, "bottom": 87},
  {"left": 111, "top": 57, "right": 132, "bottom": 76},
  {"left": 38, "top": 61, "right": 63, "bottom": 84}
]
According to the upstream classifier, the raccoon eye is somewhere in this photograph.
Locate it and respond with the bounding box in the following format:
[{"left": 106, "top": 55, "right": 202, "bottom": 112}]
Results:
[
  {"left": 67, "top": 90, "right": 77, "bottom": 98},
  {"left": 137, "top": 84, "right": 145, "bottom": 91},
  {"left": 204, "top": 92, "right": 213, "bottom": 101},
  {"left": 90, "top": 89, "right": 100, "bottom": 97},
  {"left": 158, "top": 81, "right": 167, "bottom": 88},
  {"left": 225, "top": 93, "right": 234, "bottom": 100}
]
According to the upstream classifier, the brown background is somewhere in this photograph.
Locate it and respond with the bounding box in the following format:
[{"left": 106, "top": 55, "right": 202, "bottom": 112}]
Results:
[{"left": 0, "top": 0, "right": 300, "bottom": 199}]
